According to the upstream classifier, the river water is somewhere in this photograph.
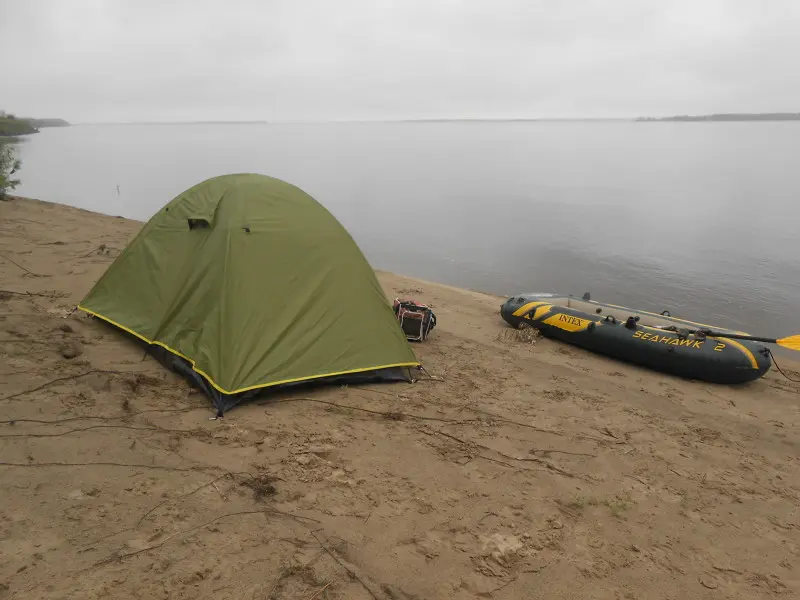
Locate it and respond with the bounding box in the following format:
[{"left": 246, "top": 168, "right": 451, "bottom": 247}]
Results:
[{"left": 13, "top": 121, "right": 800, "bottom": 338}]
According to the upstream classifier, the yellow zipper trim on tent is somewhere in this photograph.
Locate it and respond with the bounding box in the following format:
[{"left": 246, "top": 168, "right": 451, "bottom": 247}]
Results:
[{"left": 77, "top": 305, "right": 420, "bottom": 395}]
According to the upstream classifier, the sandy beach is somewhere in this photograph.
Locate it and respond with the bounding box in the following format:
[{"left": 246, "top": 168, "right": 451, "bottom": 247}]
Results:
[{"left": 1, "top": 196, "right": 798, "bottom": 599}]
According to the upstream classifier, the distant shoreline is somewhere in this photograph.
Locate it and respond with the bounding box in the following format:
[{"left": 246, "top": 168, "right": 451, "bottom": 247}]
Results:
[
  {"left": 0, "top": 116, "right": 70, "bottom": 137},
  {"left": 637, "top": 113, "right": 800, "bottom": 122},
  {"left": 22, "top": 115, "right": 800, "bottom": 128},
  {"left": 71, "top": 118, "right": 632, "bottom": 126}
]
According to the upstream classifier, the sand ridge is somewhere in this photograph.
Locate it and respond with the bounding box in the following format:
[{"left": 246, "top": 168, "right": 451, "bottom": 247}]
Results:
[{"left": 1, "top": 196, "right": 799, "bottom": 599}]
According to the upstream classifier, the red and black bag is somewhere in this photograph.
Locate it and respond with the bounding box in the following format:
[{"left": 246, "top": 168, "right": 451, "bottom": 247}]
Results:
[{"left": 393, "top": 298, "right": 437, "bottom": 342}]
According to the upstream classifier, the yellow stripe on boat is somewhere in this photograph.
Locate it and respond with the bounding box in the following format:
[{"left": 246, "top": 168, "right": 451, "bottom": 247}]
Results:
[
  {"left": 542, "top": 312, "right": 594, "bottom": 332},
  {"left": 709, "top": 336, "right": 759, "bottom": 369},
  {"left": 512, "top": 301, "right": 550, "bottom": 317}
]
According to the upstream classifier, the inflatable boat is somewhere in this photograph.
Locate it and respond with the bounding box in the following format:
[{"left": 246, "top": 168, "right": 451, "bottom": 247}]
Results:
[{"left": 500, "top": 293, "right": 771, "bottom": 383}]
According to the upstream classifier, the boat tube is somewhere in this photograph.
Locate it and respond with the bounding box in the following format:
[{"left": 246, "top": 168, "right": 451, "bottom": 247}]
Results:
[{"left": 500, "top": 293, "right": 770, "bottom": 383}]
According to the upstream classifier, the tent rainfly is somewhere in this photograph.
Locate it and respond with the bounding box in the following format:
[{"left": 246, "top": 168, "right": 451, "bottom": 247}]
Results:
[{"left": 79, "top": 173, "right": 419, "bottom": 414}]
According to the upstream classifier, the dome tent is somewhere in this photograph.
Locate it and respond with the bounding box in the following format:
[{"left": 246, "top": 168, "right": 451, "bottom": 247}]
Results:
[{"left": 78, "top": 174, "right": 419, "bottom": 414}]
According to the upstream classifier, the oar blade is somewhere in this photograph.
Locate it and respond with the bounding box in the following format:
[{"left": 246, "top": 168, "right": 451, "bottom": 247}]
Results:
[{"left": 776, "top": 335, "right": 800, "bottom": 351}]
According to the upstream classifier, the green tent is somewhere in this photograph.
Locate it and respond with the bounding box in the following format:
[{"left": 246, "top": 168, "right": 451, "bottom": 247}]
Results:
[{"left": 79, "top": 174, "right": 419, "bottom": 414}]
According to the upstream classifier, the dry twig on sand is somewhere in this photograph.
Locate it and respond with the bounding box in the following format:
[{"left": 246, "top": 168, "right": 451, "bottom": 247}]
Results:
[
  {"left": 0, "top": 369, "right": 144, "bottom": 402},
  {"left": 260, "top": 396, "right": 485, "bottom": 425},
  {"left": 0, "top": 252, "right": 46, "bottom": 277},
  {"left": 0, "top": 289, "right": 64, "bottom": 298},
  {"left": 136, "top": 473, "right": 238, "bottom": 526},
  {"left": 0, "top": 461, "right": 214, "bottom": 473},
  {"left": 497, "top": 326, "right": 541, "bottom": 344},
  {"left": 418, "top": 426, "right": 581, "bottom": 479},
  {"left": 310, "top": 531, "right": 388, "bottom": 600},
  {"left": 95, "top": 510, "right": 320, "bottom": 566},
  {"left": 0, "top": 406, "right": 204, "bottom": 425},
  {"left": 306, "top": 582, "right": 332, "bottom": 600},
  {"left": 0, "top": 423, "right": 195, "bottom": 439}
]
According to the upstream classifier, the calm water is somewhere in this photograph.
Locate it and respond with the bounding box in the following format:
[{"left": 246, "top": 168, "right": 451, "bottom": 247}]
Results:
[{"left": 13, "top": 121, "right": 800, "bottom": 339}]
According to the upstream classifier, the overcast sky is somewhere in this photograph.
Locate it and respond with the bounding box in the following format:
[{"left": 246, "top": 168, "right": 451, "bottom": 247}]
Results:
[{"left": 2, "top": 0, "right": 798, "bottom": 122}]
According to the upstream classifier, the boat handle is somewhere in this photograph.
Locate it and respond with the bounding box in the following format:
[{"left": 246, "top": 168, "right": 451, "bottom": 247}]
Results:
[{"left": 661, "top": 310, "right": 671, "bottom": 316}]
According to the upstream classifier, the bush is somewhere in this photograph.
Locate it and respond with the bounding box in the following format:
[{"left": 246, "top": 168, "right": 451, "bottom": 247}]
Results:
[
  {"left": 0, "top": 117, "right": 37, "bottom": 136},
  {"left": 0, "top": 141, "right": 21, "bottom": 199}
]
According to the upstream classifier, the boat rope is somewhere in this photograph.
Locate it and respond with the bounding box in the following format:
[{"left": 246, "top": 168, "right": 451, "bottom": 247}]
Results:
[{"left": 767, "top": 349, "right": 800, "bottom": 383}]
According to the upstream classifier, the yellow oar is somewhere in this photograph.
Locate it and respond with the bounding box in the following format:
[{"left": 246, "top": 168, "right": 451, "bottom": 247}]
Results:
[
  {"left": 776, "top": 335, "right": 800, "bottom": 351},
  {"left": 697, "top": 331, "right": 800, "bottom": 351}
]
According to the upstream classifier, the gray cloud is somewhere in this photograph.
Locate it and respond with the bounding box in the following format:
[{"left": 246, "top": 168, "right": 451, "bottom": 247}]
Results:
[{"left": 2, "top": 0, "right": 798, "bottom": 122}]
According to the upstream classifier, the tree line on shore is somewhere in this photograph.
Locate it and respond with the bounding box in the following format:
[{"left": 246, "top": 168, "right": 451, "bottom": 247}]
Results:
[
  {"left": 0, "top": 111, "right": 49, "bottom": 197},
  {"left": 0, "top": 141, "right": 21, "bottom": 199},
  {"left": 0, "top": 111, "right": 70, "bottom": 136},
  {"left": 0, "top": 110, "right": 69, "bottom": 198}
]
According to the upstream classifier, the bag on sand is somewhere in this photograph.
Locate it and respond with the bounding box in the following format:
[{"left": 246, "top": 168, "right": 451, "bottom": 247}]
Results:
[{"left": 393, "top": 298, "right": 436, "bottom": 342}]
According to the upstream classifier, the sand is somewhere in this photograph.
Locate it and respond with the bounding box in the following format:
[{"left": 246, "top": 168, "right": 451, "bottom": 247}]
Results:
[{"left": 1, "top": 196, "right": 799, "bottom": 600}]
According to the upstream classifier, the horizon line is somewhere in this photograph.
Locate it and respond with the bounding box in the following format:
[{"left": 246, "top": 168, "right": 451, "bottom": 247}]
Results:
[
  {"left": 73, "top": 117, "right": 635, "bottom": 125},
  {"left": 65, "top": 111, "right": 800, "bottom": 126}
]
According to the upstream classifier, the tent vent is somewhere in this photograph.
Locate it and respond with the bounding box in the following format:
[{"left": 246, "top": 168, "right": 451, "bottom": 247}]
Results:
[{"left": 188, "top": 218, "right": 211, "bottom": 230}]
